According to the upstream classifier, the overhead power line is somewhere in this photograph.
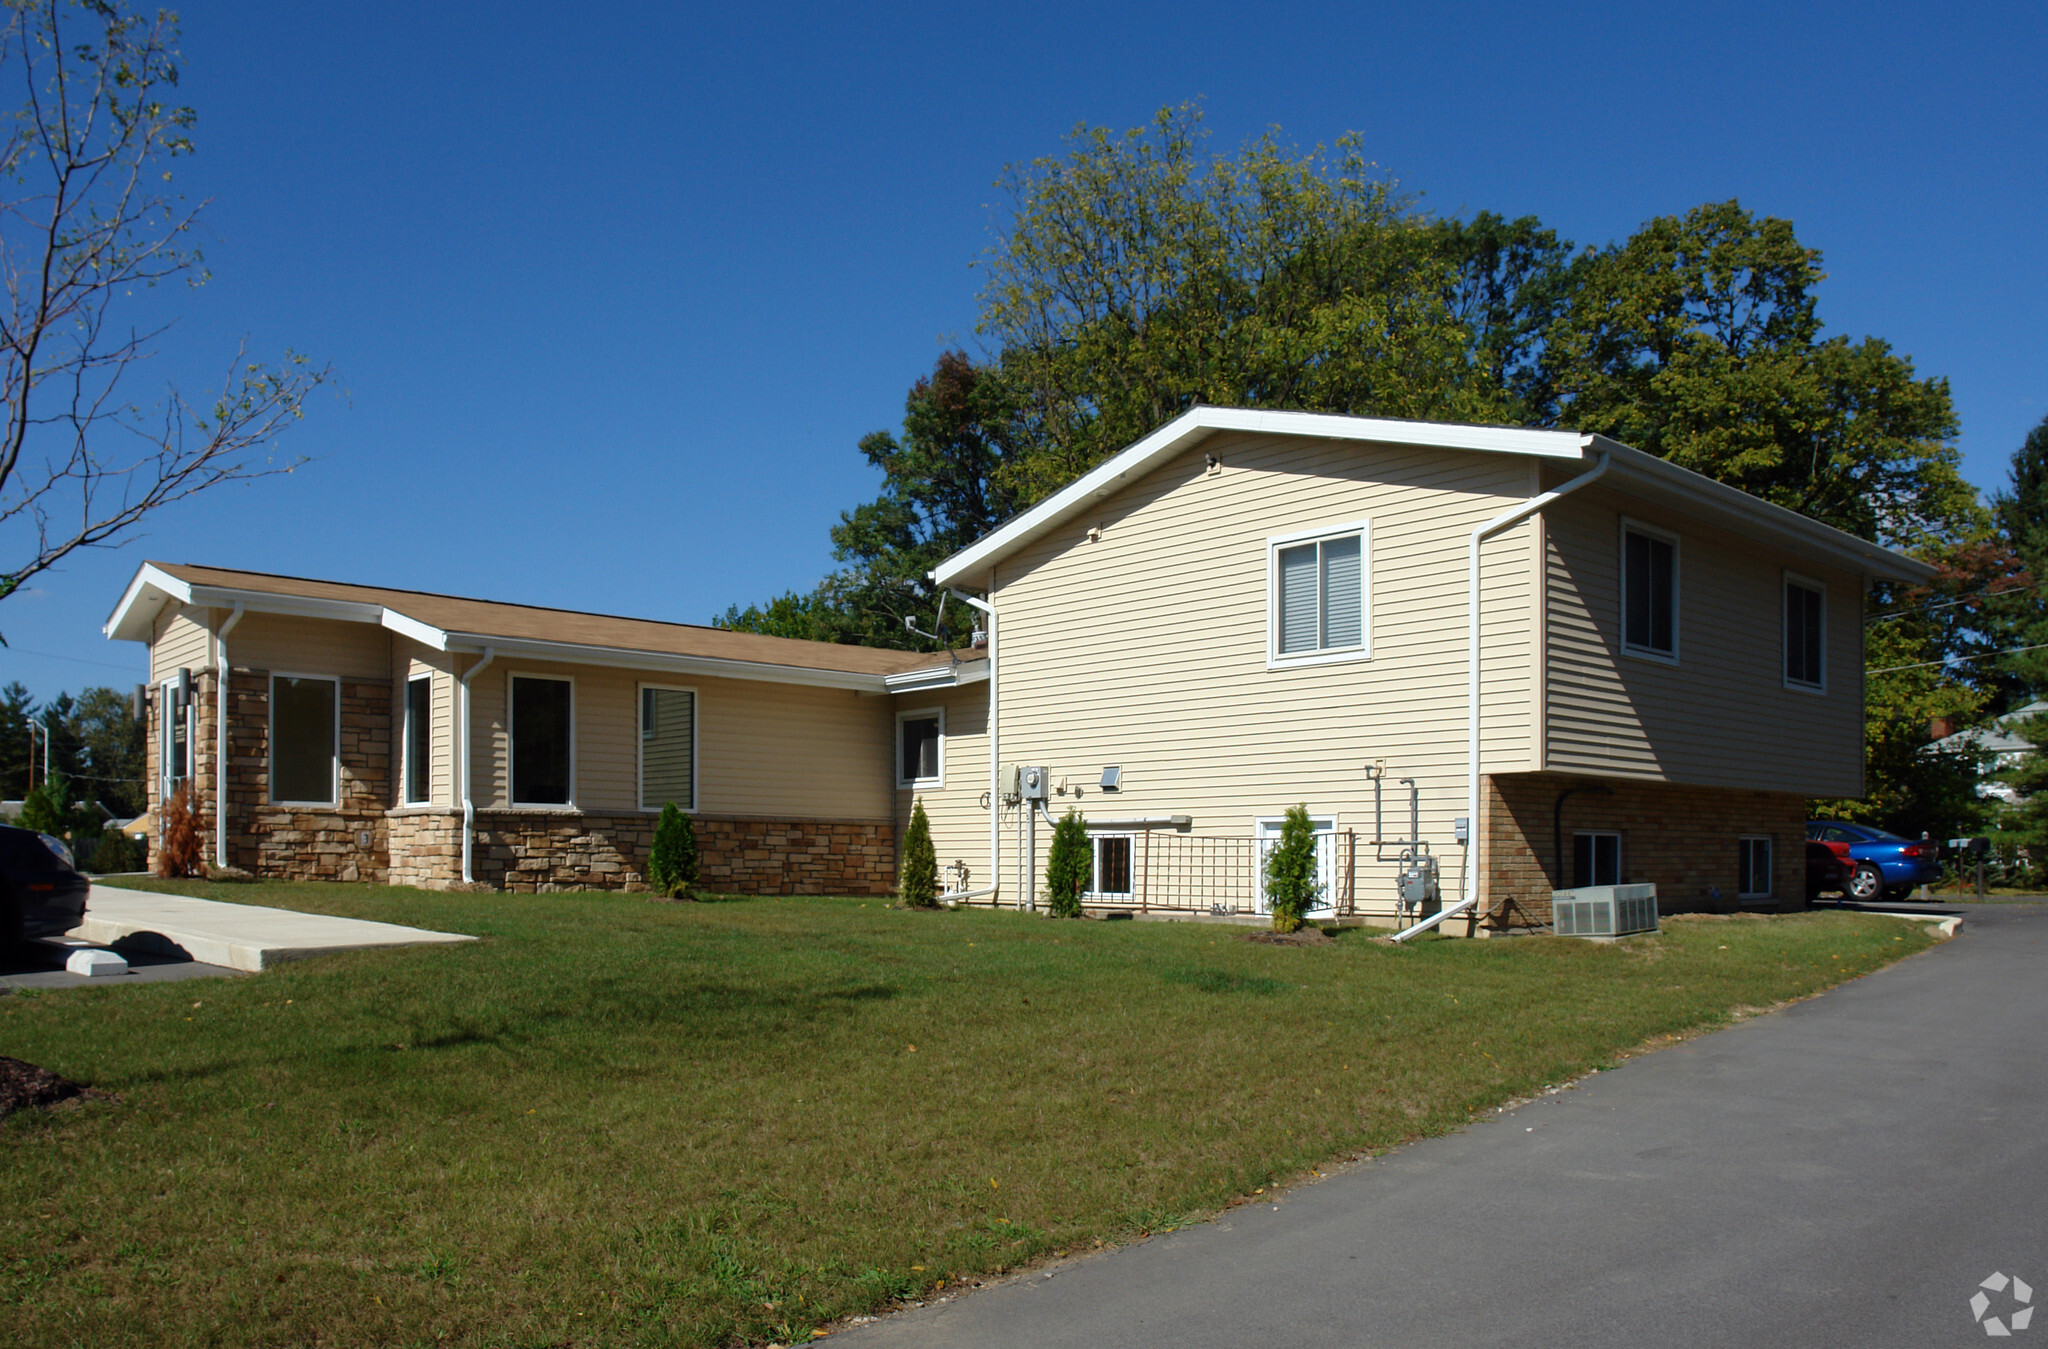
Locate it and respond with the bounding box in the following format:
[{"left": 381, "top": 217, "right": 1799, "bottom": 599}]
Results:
[{"left": 1869, "top": 641, "right": 2048, "bottom": 676}]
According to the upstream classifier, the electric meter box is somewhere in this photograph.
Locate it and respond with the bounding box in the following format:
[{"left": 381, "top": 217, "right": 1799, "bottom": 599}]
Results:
[{"left": 1019, "top": 765, "right": 1050, "bottom": 802}]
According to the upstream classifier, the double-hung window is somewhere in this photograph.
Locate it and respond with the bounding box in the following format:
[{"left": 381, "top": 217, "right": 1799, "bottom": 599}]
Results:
[
  {"left": 1572, "top": 830, "right": 1621, "bottom": 888},
  {"left": 270, "top": 674, "right": 340, "bottom": 806},
  {"left": 1784, "top": 576, "right": 1825, "bottom": 691},
  {"left": 1738, "top": 836, "right": 1773, "bottom": 899},
  {"left": 403, "top": 676, "right": 432, "bottom": 806},
  {"left": 1621, "top": 522, "right": 1678, "bottom": 661},
  {"left": 1269, "top": 522, "right": 1369, "bottom": 666},
  {"left": 510, "top": 674, "right": 574, "bottom": 807},
  {"left": 639, "top": 685, "right": 696, "bottom": 811},
  {"left": 897, "top": 708, "right": 942, "bottom": 788}
]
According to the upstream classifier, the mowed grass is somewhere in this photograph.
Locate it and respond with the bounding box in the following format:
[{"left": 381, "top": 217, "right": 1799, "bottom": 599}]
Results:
[{"left": 2, "top": 881, "right": 1936, "bottom": 1347}]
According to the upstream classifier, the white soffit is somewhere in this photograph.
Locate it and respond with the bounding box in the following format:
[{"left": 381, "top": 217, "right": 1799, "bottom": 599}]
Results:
[{"left": 929, "top": 406, "right": 1592, "bottom": 587}]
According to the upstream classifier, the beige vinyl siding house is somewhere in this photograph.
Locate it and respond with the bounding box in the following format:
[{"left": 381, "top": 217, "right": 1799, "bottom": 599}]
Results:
[{"left": 109, "top": 406, "right": 1929, "bottom": 927}]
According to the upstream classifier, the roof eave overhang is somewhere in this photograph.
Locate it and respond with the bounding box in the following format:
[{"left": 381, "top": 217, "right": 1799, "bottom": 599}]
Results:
[
  {"left": 930, "top": 406, "right": 1591, "bottom": 589},
  {"left": 1594, "top": 439, "right": 1938, "bottom": 584},
  {"left": 883, "top": 659, "right": 990, "bottom": 693},
  {"left": 103, "top": 562, "right": 193, "bottom": 640},
  {"left": 438, "top": 633, "right": 895, "bottom": 692}
]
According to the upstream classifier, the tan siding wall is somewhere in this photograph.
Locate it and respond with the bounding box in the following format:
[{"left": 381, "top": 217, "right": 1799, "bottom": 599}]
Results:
[
  {"left": 229, "top": 612, "right": 391, "bottom": 680},
  {"left": 467, "top": 659, "right": 894, "bottom": 820},
  {"left": 966, "top": 431, "right": 1541, "bottom": 915},
  {"left": 893, "top": 683, "right": 992, "bottom": 890},
  {"left": 151, "top": 606, "right": 214, "bottom": 680},
  {"left": 1543, "top": 483, "right": 1865, "bottom": 796}
]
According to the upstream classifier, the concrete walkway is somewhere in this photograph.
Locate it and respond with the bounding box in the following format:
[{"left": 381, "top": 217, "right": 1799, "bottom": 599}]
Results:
[
  {"left": 839, "top": 905, "right": 2048, "bottom": 1349},
  {"left": 68, "top": 884, "right": 475, "bottom": 972}
]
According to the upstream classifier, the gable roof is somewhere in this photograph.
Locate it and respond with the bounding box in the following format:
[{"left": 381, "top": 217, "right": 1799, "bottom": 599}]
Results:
[
  {"left": 105, "top": 562, "right": 981, "bottom": 693},
  {"left": 927, "top": 406, "right": 1937, "bottom": 588}
]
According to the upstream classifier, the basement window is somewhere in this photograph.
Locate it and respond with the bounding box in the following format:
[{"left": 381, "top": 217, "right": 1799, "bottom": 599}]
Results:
[
  {"left": 1739, "top": 836, "right": 1773, "bottom": 899},
  {"left": 270, "top": 674, "right": 340, "bottom": 807},
  {"left": 1572, "top": 830, "right": 1621, "bottom": 888},
  {"left": 1089, "top": 834, "right": 1133, "bottom": 898}
]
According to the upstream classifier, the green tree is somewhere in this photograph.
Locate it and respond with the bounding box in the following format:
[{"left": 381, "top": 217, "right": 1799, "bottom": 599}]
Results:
[
  {"left": 0, "top": 681, "right": 32, "bottom": 799},
  {"left": 1536, "top": 201, "right": 1976, "bottom": 550},
  {"left": 1977, "top": 413, "right": 2048, "bottom": 703},
  {"left": 647, "top": 803, "right": 699, "bottom": 898},
  {"left": 0, "top": 0, "right": 327, "bottom": 623},
  {"left": 1821, "top": 620, "right": 1988, "bottom": 839},
  {"left": 1263, "top": 804, "right": 1323, "bottom": 934},
  {"left": 1043, "top": 809, "right": 1090, "bottom": 918},
  {"left": 17, "top": 769, "right": 96, "bottom": 842},
  {"left": 898, "top": 798, "right": 939, "bottom": 908}
]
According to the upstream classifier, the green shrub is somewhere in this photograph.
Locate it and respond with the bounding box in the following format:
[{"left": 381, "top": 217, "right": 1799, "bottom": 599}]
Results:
[
  {"left": 899, "top": 798, "right": 939, "bottom": 908},
  {"left": 1264, "top": 803, "right": 1323, "bottom": 933},
  {"left": 87, "top": 831, "right": 141, "bottom": 874},
  {"left": 18, "top": 772, "right": 91, "bottom": 838},
  {"left": 1044, "top": 809, "right": 1091, "bottom": 918},
  {"left": 647, "top": 803, "right": 699, "bottom": 897}
]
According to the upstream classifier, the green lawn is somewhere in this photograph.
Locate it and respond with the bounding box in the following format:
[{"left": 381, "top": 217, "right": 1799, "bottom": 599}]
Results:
[{"left": 2, "top": 881, "right": 1937, "bottom": 1347}]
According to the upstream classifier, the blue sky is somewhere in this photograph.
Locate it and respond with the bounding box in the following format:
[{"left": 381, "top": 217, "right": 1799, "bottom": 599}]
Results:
[{"left": 5, "top": 0, "right": 2044, "bottom": 702}]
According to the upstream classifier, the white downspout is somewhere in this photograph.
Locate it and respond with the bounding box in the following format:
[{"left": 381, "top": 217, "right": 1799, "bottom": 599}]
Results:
[
  {"left": 213, "top": 602, "right": 245, "bottom": 870},
  {"left": 946, "top": 586, "right": 999, "bottom": 905},
  {"left": 459, "top": 646, "right": 496, "bottom": 884},
  {"left": 1393, "top": 448, "right": 1609, "bottom": 943}
]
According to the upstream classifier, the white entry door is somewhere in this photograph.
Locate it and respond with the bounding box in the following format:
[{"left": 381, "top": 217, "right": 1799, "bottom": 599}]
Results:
[{"left": 1253, "top": 817, "right": 1337, "bottom": 915}]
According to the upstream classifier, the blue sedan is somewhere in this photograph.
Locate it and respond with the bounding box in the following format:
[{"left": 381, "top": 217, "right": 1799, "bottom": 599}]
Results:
[{"left": 1806, "top": 821, "right": 1943, "bottom": 901}]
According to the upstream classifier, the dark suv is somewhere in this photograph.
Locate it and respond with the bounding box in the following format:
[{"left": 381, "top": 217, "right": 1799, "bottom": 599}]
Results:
[{"left": 0, "top": 824, "right": 90, "bottom": 949}]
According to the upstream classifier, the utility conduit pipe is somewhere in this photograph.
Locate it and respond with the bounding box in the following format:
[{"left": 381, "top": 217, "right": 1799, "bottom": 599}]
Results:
[
  {"left": 459, "top": 646, "right": 496, "bottom": 884},
  {"left": 1453, "top": 448, "right": 1610, "bottom": 931},
  {"left": 213, "top": 602, "right": 245, "bottom": 869}
]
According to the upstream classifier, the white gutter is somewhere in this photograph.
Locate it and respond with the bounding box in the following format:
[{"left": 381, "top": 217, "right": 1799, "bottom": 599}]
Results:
[
  {"left": 1393, "top": 449, "right": 1610, "bottom": 944},
  {"left": 459, "top": 646, "right": 496, "bottom": 884},
  {"left": 213, "top": 603, "right": 245, "bottom": 869},
  {"left": 947, "top": 587, "right": 999, "bottom": 907}
]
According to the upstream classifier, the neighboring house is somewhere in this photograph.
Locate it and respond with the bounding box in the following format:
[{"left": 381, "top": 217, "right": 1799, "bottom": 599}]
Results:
[
  {"left": 106, "top": 407, "right": 1931, "bottom": 929},
  {"left": 1928, "top": 699, "right": 2048, "bottom": 803}
]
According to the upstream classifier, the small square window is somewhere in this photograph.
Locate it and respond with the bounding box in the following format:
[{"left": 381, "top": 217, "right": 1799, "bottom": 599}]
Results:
[
  {"left": 1269, "top": 523, "right": 1370, "bottom": 665},
  {"left": 1572, "top": 831, "right": 1621, "bottom": 888},
  {"left": 897, "top": 710, "right": 942, "bottom": 787},
  {"left": 1739, "top": 836, "right": 1773, "bottom": 898},
  {"left": 1090, "top": 835, "right": 1133, "bottom": 897}
]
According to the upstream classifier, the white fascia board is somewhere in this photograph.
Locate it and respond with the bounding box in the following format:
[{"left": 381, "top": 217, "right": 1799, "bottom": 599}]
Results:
[
  {"left": 1596, "top": 439, "right": 1938, "bottom": 584},
  {"left": 929, "top": 406, "right": 1591, "bottom": 587},
  {"left": 380, "top": 608, "right": 451, "bottom": 651},
  {"left": 184, "top": 586, "right": 387, "bottom": 627},
  {"left": 884, "top": 660, "right": 990, "bottom": 693},
  {"left": 103, "top": 563, "right": 194, "bottom": 640},
  {"left": 439, "top": 633, "right": 893, "bottom": 692}
]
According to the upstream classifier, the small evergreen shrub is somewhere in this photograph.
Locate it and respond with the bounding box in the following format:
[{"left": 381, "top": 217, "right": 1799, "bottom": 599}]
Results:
[
  {"left": 648, "top": 803, "right": 699, "bottom": 897},
  {"left": 88, "top": 831, "right": 142, "bottom": 874},
  {"left": 1044, "top": 809, "right": 1091, "bottom": 918},
  {"left": 899, "top": 798, "right": 939, "bottom": 908},
  {"left": 1264, "top": 803, "right": 1324, "bottom": 934},
  {"left": 155, "top": 783, "right": 204, "bottom": 878}
]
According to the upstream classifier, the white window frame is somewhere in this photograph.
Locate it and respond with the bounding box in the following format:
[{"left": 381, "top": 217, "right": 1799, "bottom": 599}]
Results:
[
  {"left": 508, "top": 671, "right": 576, "bottom": 809},
  {"left": 1252, "top": 814, "right": 1339, "bottom": 914},
  {"left": 1619, "top": 517, "right": 1680, "bottom": 665},
  {"left": 1572, "top": 830, "right": 1622, "bottom": 888},
  {"left": 402, "top": 674, "right": 434, "bottom": 806},
  {"left": 158, "top": 676, "right": 192, "bottom": 800},
  {"left": 1086, "top": 831, "right": 1136, "bottom": 900},
  {"left": 896, "top": 706, "right": 944, "bottom": 789},
  {"left": 1266, "top": 520, "right": 1372, "bottom": 670},
  {"left": 268, "top": 672, "right": 342, "bottom": 808},
  {"left": 1738, "top": 835, "right": 1773, "bottom": 899},
  {"left": 1783, "top": 572, "right": 1827, "bottom": 694},
  {"left": 636, "top": 682, "right": 699, "bottom": 813}
]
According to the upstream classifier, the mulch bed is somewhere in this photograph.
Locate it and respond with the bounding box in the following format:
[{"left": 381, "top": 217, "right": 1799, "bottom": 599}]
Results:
[
  {"left": 1238, "top": 927, "right": 1336, "bottom": 947},
  {"left": 0, "top": 1055, "right": 111, "bottom": 1118}
]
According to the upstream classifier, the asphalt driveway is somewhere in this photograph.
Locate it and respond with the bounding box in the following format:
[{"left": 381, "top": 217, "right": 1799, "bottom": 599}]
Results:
[{"left": 840, "top": 905, "right": 2047, "bottom": 1348}]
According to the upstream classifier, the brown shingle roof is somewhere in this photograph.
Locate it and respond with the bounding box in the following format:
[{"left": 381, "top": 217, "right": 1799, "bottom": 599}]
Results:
[{"left": 153, "top": 563, "right": 967, "bottom": 677}]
